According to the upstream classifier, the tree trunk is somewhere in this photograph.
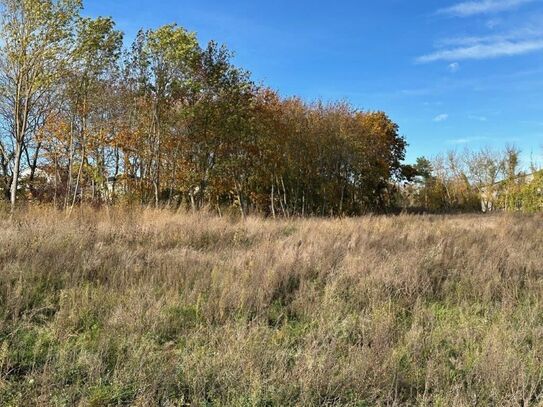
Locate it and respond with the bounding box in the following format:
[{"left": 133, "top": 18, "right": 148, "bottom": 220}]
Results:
[
  {"left": 70, "top": 140, "right": 85, "bottom": 213},
  {"left": 153, "top": 181, "right": 159, "bottom": 208},
  {"left": 189, "top": 191, "right": 196, "bottom": 214},
  {"left": 217, "top": 196, "right": 222, "bottom": 218},
  {"left": 280, "top": 176, "right": 290, "bottom": 218},
  {"left": 65, "top": 119, "right": 75, "bottom": 210},
  {"left": 235, "top": 181, "right": 246, "bottom": 220},
  {"left": 271, "top": 176, "right": 276, "bottom": 218},
  {"left": 339, "top": 184, "right": 346, "bottom": 215},
  {"left": 22, "top": 142, "right": 42, "bottom": 199},
  {"left": 238, "top": 192, "right": 245, "bottom": 220},
  {"left": 53, "top": 154, "right": 59, "bottom": 208},
  {"left": 10, "top": 141, "right": 23, "bottom": 213}
]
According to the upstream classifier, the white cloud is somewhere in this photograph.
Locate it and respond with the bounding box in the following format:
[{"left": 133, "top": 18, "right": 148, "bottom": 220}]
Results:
[
  {"left": 417, "top": 39, "right": 543, "bottom": 62},
  {"left": 447, "top": 136, "right": 490, "bottom": 144},
  {"left": 438, "top": 0, "right": 535, "bottom": 17},
  {"left": 448, "top": 138, "right": 472, "bottom": 144},
  {"left": 486, "top": 18, "right": 502, "bottom": 28},
  {"left": 418, "top": 25, "right": 543, "bottom": 63},
  {"left": 448, "top": 62, "right": 460, "bottom": 72},
  {"left": 436, "top": 26, "right": 543, "bottom": 47},
  {"left": 434, "top": 114, "right": 449, "bottom": 122},
  {"left": 468, "top": 115, "right": 488, "bottom": 121}
]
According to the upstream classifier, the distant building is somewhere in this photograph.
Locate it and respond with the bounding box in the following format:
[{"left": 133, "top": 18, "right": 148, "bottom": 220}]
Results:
[{"left": 480, "top": 172, "right": 540, "bottom": 212}]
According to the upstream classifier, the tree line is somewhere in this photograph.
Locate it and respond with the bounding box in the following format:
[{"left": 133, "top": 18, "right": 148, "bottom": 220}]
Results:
[
  {"left": 402, "top": 146, "right": 543, "bottom": 213},
  {"left": 0, "top": 0, "right": 409, "bottom": 216}
]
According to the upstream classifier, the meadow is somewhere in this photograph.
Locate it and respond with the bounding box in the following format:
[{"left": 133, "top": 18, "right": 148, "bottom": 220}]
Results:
[{"left": 1, "top": 208, "right": 542, "bottom": 406}]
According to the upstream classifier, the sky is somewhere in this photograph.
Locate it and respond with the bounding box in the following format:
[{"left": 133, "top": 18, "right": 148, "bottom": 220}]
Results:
[{"left": 83, "top": 0, "right": 543, "bottom": 165}]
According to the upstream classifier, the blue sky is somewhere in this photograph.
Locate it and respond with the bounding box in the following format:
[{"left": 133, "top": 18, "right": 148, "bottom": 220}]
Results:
[{"left": 84, "top": 0, "right": 543, "bottom": 165}]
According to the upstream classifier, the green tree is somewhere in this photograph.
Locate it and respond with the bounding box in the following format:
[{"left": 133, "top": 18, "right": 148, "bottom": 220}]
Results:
[
  {"left": 519, "top": 171, "right": 543, "bottom": 212},
  {"left": 143, "top": 24, "right": 198, "bottom": 207},
  {"left": 0, "top": 0, "right": 81, "bottom": 211},
  {"left": 65, "top": 16, "right": 123, "bottom": 209}
]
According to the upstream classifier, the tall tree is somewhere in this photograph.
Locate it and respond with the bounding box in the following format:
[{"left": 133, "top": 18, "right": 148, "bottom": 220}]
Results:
[
  {"left": 0, "top": 0, "right": 81, "bottom": 211},
  {"left": 65, "top": 16, "right": 123, "bottom": 209},
  {"left": 127, "top": 24, "right": 198, "bottom": 207}
]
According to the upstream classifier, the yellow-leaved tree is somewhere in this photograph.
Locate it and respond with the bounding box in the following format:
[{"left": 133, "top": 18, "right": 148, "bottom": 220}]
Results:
[{"left": 0, "top": 0, "right": 81, "bottom": 211}]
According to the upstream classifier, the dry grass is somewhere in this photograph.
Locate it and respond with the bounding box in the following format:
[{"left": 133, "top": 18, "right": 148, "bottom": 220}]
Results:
[{"left": 1, "top": 207, "right": 543, "bottom": 406}]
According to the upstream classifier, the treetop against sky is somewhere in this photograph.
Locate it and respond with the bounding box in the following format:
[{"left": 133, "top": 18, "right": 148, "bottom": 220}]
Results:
[{"left": 84, "top": 0, "right": 543, "bottom": 164}]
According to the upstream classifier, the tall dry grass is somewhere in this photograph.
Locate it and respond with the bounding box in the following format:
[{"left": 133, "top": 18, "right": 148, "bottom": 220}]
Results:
[{"left": 0, "top": 207, "right": 542, "bottom": 406}]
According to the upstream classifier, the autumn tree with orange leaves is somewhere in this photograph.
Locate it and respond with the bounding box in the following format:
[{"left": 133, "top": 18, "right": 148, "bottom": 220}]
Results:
[{"left": 0, "top": 0, "right": 409, "bottom": 216}]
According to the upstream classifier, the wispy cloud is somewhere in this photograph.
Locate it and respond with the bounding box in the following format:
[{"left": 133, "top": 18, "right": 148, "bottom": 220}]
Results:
[
  {"left": 468, "top": 115, "right": 488, "bottom": 121},
  {"left": 486, "top": 18, "right": 502, "bottom": 28},
  {"left": 448, "top": 138, "right": 473, "bottom": 144},
  {"left": 447, "top": 136, "right": 490, "bottom": 144},
  {"left": 436, "top": 25, "right": 543, "bottom": 47},
  {"left": 434, "top": 114, "right": 449, "bottom": 122},
  {"left": 418, "top": 24, "right": 543, "bottom": 63},
  {"left": 438, "top": 0, "right": 535, "bottom": 17},
  {"left": 448, "top": 62, "right": 460, "bottom": 72},
  {"left": 418, "top": 39, "right": 543, "bottom": 62}
]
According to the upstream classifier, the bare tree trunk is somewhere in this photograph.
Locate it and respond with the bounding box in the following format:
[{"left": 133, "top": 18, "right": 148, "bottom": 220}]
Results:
[
  {"left": 112, "top": 146, "right": 120, "bottom": 201},
  {"left": 10, "top": 141, "right": 23, "bottom": 213},
  {"left": 280, "top": 176, "right": 290, "bottom": 218},
  {"left": 152, "top": 101, "right": 161, "bottom": 209},
  {"left": 10, "top": 73, "right": 31, "bottom": 212},
  {"left": 277, "top": 178, "right": 286, "bottom": 217},
  {"left": 153, "top": 181, "right": 159, "bottom": 208},
  {"left": 339, "top": 184, "right": 346, "bottom": 215},
  {"left": 217, "top": 196, "right": 222, "bottom": 218},
  {"left": 0, "top": 142, "right": 11, "bottom": 199},
  {"left": 270, "top": 176, "right": 276, "bottom": 219},
  {"left": 65, "top": 118, "right": 75, "bottom": 210},
  {"left": 189, "top": 191, "right": 196, "bottom": 214},
  {"left": 167, "top": 154, "right": 177, "bottom": 207},
  {"left": 238, "top": 192, "right": 245, "bottom": 220},
  {"left": 23, "top": 141, "right": 42, "bottom": 200},
  {"left": 53, "top": 153, "right": 59, "bottom": 208},
  {"left": 70, "top": 138, "right": 85, "bottom": 213},
  {"left": 27, "top": 142, "right": 41, "bottom": 181},
  {"left": 235, "top": 181, "right": 246, "bottom": 220}
]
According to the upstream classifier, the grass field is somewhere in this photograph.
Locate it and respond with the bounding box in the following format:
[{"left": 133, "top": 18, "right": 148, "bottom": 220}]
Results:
[{"left": 1, "top": 208, "right": 543, "bottom": 406}]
